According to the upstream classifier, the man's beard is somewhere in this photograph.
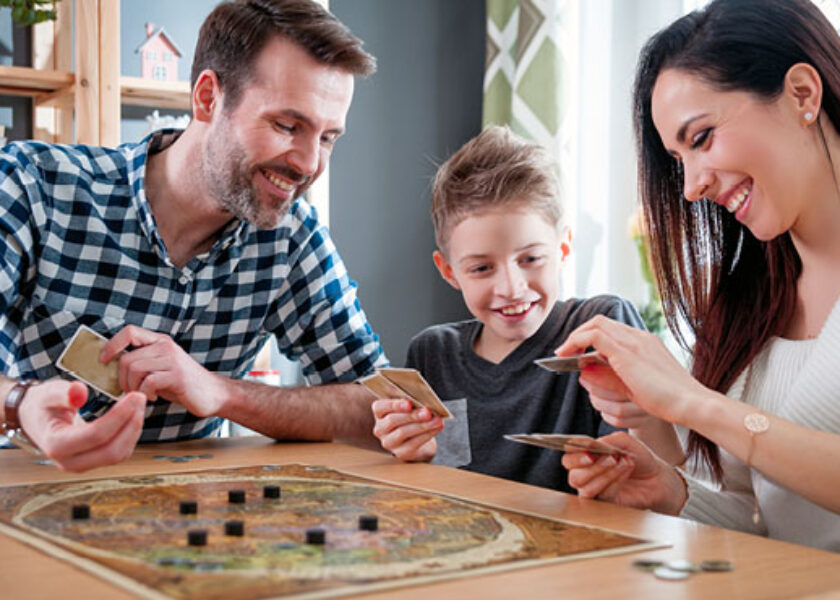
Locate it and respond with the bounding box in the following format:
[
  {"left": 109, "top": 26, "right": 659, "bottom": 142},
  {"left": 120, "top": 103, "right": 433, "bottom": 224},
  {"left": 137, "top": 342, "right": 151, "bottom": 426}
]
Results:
[{"left": 201, "top": 129, "right": 309, "bottom": 230}]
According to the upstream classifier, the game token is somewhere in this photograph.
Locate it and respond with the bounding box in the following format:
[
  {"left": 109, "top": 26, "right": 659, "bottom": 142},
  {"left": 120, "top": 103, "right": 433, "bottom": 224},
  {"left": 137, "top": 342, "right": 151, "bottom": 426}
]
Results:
[
  {"left": 228, "top": 489, "right": 246, "bottom": 503},
  {"left": 700, "top": 560, "right": 735, "bottom": 572},
  {"left": 263, "top": 485, "right": 281, "bottom": 499},
  {"left": 666, "top": 559, "right": 701, "bottom": 572},
  {"left": 71, "top": 504, "right": 90, "bottom": 520},
  {"left": 306, "top": 528, "right": 326, "bottom": 544},
  {"left": 653, "top": 566, "right": 691, "bottom": 581},
  {"left": 187, "top": 530, "right": 207, "bottom": 546},
  {"left": 359, "top": 515, "right": 378, "bottom": 531},
  {"left": 632, "top": 558, "right": 663, "bottom": 571},
  {"left": 225, "top": 520, "right": 245, "bottom": 536},
  {"left": 179, "top": 501, "right": 197, "bottom": 515}
]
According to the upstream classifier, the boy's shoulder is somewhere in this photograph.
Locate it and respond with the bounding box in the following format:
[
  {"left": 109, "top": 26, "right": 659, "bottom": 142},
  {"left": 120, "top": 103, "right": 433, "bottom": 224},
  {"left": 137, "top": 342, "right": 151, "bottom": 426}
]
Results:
[
  {"left": 409, "top": 317, "right": 477, "bottom": 352},
  {"left": 555, "top": 294, "right": 645, "bottom": 331}
]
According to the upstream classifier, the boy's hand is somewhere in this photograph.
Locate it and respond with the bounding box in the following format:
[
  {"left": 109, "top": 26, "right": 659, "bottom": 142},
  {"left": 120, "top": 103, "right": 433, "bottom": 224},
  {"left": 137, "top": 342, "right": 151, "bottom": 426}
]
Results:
[{"left": 372, "top": 399, "right": 444, "bottom": 462}]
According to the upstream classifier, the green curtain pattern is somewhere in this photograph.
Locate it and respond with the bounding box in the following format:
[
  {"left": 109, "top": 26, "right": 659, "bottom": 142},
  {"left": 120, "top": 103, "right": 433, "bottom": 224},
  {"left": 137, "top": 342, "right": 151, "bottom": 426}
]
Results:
[{"left": 483, "top": 0, "right": 569, "bottom": 148}]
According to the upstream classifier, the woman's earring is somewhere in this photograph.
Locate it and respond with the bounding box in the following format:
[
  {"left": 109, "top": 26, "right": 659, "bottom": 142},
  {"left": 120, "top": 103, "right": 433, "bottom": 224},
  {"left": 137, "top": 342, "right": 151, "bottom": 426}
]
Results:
[{"left": 805, "top": 111, "right": 814, "bottom": 124}]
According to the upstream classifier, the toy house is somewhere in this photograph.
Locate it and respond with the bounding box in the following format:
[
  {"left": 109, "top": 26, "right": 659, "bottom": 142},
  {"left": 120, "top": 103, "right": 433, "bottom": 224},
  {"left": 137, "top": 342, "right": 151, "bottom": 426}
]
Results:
[{"left": 136, "top": 22, "right": 182, "bottom": 82}]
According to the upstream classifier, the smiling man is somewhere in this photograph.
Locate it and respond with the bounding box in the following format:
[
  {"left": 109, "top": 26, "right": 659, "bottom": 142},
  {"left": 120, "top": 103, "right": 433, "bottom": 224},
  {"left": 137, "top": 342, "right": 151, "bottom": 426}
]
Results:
[{"left": 0, "top": 0, "right": 386, "bottom": 472}]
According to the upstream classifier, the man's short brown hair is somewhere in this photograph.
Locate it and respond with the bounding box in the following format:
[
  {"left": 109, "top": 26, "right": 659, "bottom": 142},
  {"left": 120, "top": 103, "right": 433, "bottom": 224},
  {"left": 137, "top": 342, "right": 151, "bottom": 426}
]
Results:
[
  {"left": 191, "top": 0, "right": 377, "bottom": 110},
  {"left": 431, "top": 126, "right": 562, "bottom": 253}
]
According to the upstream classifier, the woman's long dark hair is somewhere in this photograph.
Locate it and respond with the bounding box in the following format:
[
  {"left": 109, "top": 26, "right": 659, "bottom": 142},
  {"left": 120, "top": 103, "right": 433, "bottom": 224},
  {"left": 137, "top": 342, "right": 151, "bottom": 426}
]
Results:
[{"left": 633, "top": 0, "right": 840, "bottom": 481}]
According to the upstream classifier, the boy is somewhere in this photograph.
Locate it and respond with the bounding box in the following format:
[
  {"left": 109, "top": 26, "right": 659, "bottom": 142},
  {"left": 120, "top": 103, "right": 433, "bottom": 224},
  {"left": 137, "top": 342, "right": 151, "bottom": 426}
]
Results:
[{"left": 372, "top": 126, "right": 645, "bottom": 493}]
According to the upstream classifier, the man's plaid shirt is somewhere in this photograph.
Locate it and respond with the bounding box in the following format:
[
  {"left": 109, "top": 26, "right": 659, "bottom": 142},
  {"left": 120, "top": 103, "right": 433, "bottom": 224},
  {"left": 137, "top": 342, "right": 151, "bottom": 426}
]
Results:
[{"left": 0, "top": 130, "right": 386, "bottom": 442}]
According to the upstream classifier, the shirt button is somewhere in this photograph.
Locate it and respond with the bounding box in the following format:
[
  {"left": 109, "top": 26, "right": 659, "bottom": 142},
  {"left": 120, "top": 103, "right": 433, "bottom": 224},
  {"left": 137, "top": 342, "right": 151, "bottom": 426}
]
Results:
[{"left": 179, "top": 275, "right": 190, "bottom": 285}]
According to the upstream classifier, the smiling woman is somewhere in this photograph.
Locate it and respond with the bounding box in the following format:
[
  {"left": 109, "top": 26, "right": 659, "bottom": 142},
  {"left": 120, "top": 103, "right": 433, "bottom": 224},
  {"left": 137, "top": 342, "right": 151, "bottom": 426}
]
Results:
[{"left": 555, "top": 0, "right": 840, "bottom": 553}]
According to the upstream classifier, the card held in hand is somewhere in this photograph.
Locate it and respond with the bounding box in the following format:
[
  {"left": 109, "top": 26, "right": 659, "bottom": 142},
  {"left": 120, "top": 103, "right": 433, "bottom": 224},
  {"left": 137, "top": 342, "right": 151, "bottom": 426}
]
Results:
[
  {"left": 534, "top": 351, "right": 608, "bottom": 373},
  {"left": 56, "top": 325, "right": 123, "bottom": 399},
  {"left": 357, "top": 368, "right": 453, "bottom": 419},
  {"left": 504, "top": 433, "right": 622, "bottom": 456},
  {"left": 357, "top": 373, "right": 408, "bottom": 403}
]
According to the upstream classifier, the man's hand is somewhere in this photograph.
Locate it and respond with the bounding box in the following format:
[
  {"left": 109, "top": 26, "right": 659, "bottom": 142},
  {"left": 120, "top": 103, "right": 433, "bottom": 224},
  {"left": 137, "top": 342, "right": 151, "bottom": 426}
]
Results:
[
  {"left": 101, "top": 325, "right": 227, "bottom": 418},
  {"left": 17, "top": 380, "right": 146, "bottom": 472},
  {"left": 372, "top": 399, "right": 443, "bottom": 462}
]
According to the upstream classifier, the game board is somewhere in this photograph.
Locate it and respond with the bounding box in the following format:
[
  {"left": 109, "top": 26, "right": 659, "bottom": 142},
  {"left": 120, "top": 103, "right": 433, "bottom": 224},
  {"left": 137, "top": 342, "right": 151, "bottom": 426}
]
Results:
[{"left": 0, "top": 464, "right": 665, "bottom": 600}]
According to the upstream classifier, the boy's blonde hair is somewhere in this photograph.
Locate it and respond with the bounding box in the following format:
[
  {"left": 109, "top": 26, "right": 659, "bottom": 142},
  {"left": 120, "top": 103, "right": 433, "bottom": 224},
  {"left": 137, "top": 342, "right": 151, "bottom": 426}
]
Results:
[{"left": 431, "top": 125, "right": 562, "bottom": 254}]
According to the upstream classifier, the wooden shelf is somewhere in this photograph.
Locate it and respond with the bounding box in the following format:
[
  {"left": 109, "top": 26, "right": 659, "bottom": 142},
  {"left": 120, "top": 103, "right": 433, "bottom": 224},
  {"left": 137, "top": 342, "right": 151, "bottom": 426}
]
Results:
[
  {"left": 120, "top": 76, "right": 191, "bottom": 110},
  {"left": 0, "top": 65, "right": 74, "bottom": 97}
]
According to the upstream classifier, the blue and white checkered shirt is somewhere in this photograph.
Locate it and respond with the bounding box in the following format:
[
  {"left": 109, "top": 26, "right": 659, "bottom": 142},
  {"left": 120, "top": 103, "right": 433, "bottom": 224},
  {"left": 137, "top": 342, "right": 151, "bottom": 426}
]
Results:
[{"left": 0, "top": 130, "right": 386, "bottom": 442}]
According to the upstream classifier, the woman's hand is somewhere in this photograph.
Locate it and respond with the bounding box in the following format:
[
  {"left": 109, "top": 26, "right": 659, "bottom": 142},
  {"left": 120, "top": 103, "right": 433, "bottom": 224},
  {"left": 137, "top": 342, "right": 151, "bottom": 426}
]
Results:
[
  {"left": 556, "top": 316, "right": 709, "bottom": 425},
  {"left": 562, "top": 431, "right": 688, "bottom": 515}
]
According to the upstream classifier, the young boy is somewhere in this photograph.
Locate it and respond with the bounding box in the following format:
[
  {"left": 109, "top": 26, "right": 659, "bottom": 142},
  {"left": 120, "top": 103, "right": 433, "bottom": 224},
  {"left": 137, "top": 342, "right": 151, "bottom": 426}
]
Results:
[{"left": 372, "top": 126, "right": 646, "bottom": 493}]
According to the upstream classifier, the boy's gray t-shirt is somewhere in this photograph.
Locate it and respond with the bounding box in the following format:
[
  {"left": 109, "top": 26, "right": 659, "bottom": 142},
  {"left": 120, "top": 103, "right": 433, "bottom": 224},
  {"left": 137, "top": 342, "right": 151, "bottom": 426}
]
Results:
[{"left": 406, "top": 295, "right": 645, "bottom": 494}]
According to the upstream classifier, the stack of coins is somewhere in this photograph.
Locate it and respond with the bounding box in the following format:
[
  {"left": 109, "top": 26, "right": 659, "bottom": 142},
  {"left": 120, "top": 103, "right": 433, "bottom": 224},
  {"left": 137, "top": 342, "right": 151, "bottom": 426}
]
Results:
[{"left": 632, "top": 558, "right": 734, "bottom": 581}]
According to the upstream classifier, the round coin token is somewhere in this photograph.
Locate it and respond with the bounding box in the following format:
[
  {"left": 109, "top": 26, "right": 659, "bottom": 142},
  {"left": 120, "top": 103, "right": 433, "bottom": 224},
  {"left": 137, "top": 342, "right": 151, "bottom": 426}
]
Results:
[
  {"left": 632, "top": 559, "right": 664, "bottom": 571},
  {"left": 653, "top": 566, "right": 691, "bottom": 581},
  {"left": 666, "top": 559, "right": 702, "bottom": 572},
  {"left": 700, "top": 560, "right": 735, "bottom": 572}
]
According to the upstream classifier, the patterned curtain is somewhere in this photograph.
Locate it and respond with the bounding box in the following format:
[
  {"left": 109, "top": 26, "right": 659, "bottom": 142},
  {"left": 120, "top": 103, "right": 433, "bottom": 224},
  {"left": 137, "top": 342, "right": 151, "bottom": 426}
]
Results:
[{"left": 483, "top": 0, "right": 576, "bottom": 293}]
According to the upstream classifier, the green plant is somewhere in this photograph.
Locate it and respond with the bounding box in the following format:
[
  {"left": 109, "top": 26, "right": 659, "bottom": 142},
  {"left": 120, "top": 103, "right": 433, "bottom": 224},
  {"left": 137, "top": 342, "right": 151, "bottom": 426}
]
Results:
[
  {"left": 628, "top": 209, "right": 667, "bottom": 337},
  {"left": 1, "top": 0, "right": 58, "bottom": 27}
]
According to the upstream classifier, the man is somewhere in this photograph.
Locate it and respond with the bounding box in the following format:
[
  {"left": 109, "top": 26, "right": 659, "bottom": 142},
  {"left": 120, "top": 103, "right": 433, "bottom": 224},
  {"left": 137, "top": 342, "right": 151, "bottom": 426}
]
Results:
[{"left": 0, "top": 0, "right": 386, "bottom": 472}]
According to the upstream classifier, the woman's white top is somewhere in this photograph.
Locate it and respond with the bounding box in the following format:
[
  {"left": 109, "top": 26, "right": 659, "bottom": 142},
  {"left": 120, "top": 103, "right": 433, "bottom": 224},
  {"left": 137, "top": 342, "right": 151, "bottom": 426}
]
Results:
[{"left": 680, "top": 298, "right": 840, "bottom": 552}]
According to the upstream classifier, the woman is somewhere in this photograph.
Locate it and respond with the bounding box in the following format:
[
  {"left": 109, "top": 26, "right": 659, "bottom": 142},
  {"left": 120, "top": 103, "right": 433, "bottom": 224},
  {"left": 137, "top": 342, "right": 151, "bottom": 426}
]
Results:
[{"left": 557, "top": 0, "right": 840, "bottom": 552}]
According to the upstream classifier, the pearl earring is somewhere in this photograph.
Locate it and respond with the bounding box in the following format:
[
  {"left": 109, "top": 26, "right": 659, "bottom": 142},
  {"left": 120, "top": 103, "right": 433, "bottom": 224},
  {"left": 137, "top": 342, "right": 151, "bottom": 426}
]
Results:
[{"left": 805, "top": 112, "right": 814, "bottom": 122}]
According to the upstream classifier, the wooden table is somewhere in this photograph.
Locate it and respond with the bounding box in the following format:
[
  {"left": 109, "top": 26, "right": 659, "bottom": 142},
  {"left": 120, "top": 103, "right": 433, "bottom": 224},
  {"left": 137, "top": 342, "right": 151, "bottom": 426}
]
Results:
[{"left": 1, "top": 436, "right": 839, "bottom": 599}]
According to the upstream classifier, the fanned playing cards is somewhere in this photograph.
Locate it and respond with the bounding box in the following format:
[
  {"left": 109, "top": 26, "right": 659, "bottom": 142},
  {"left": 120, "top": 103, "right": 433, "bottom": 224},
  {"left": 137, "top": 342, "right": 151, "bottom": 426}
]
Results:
[{"left": 358, "top": 368, "right": 453, "bottom": 419}]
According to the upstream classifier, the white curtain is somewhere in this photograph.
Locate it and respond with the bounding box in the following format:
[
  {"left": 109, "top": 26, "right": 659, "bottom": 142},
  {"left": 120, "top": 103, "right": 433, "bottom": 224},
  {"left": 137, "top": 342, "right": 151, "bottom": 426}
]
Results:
[{"left": 561, "top": 0, "right": 697, "bottom": 304}]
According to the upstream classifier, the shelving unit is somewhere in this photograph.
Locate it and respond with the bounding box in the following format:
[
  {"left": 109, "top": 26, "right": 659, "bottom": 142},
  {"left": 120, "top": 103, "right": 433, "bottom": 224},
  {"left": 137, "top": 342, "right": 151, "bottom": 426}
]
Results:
[{"left": 0, "top": 0, "right": 190, "bottom": 146}]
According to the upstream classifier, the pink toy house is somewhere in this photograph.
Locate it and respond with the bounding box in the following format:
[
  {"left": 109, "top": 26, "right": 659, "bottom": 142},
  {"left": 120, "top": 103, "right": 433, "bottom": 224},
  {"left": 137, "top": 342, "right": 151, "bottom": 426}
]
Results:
[{"left": 136, "top": 22, "right": 182, "bottom": 82}]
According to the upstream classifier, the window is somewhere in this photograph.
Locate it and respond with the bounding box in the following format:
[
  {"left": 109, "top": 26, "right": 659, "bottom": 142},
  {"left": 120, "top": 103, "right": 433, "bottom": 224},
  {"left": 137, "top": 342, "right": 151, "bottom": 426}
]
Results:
[
  {"left": 146, "top": 50, "right": 157, "bottom": 61},
  {"left": 153, "top": 65, "right": 167, "bottom": 80},
  {"left": 164, "top": 52, "right": 173, "bottom": 62}
]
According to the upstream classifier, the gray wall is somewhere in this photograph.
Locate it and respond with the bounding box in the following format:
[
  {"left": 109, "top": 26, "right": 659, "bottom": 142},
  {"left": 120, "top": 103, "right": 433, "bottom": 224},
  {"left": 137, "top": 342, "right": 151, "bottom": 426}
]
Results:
[{"left": 330, "top": 0, "right": 483, "bottom": 365}]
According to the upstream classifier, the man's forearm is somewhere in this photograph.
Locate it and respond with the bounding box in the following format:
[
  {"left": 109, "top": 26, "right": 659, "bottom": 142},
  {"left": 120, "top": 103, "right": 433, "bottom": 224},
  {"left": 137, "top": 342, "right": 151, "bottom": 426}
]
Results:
[{"left": 215, "top": 378, "right": 377, "bottom": 447}]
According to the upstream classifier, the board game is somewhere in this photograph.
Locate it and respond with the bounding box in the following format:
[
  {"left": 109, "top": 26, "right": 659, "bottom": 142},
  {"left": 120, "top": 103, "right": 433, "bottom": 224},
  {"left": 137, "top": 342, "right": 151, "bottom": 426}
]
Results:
[{"left": 0, "top": 464, "right": 664, "bottom": 599}]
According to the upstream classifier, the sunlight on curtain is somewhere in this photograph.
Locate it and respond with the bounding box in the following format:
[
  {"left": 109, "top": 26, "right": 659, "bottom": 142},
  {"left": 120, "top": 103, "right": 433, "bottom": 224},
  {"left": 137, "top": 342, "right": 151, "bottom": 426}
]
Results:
[
  {"left": 483, "top": 0, "right": 578, "bottom": 296},
  {"left": 484, "top": 0, "right": 840, "bottom": 309},
  {"left": 483, "top": 0, "right": 687, "bottom": 305}
]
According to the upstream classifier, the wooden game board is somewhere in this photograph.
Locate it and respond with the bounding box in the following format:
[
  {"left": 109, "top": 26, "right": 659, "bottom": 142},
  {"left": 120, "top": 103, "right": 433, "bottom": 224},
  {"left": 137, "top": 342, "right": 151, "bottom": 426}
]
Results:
[{"left": 0, "top": 464, "right": 665, "bottom": 599}]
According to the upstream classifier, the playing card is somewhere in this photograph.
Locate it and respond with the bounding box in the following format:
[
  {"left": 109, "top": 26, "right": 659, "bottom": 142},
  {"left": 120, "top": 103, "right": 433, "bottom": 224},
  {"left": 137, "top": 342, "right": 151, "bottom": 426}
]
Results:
[
  {"left": 504, "top": 433, "right": 622, "bottom": 456},
  {"left": 376, "top": 368, "right": 453, "bottom": 419},
  {"left": 56, "top": 325, "right": 123, "bottom": 399},
  {"left": 534, "top": 351, "right": 607, "bottom": 373},
  {"left": 357, "top": 373, "right": 410, "bottom": 403},
  {"left": 360, "top": 367, "right": 453, "bottom": 419}
]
